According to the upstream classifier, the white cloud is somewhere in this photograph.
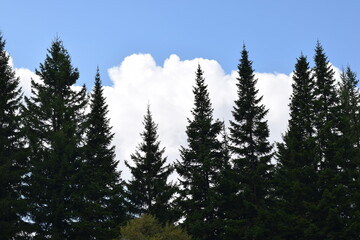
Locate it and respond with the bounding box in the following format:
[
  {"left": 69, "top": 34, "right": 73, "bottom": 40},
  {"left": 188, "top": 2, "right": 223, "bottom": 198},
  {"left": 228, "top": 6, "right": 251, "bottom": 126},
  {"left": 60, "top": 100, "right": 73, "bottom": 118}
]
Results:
[
  {"left": 15, "top": 68, "right": 40, "bottom": 97},
  {"left": 13, "top": 53, "right": 343, "bottom": 181},
  {"left": 106, "top": 54, "right": 293, "bottom": 180},
  {"left": 6, "top": 52, "right": 40, "bottom": 97},
  {"left": 8, "top": 54, "right": 14, "bottom": 68},
  {"left": 331, "top": 64, "right": 342, "bottom": 83},
  {"left": 256, "top": 72, "right": 292, "bottom": 143}
]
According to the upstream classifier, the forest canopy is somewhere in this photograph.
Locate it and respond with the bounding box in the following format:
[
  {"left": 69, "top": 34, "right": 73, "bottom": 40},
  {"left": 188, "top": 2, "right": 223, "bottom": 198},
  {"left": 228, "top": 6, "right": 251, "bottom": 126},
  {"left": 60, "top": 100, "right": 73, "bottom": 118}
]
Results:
[{"left": 0, "top": 33, "right": 359, "bottom": 240}]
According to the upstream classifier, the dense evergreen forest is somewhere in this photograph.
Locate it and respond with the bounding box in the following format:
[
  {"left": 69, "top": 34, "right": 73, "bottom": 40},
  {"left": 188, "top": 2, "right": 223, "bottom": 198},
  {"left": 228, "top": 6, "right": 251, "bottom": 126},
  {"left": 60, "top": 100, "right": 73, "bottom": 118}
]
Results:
[{"left": 1, "top": 33, "right": 359, "bottom": 240}]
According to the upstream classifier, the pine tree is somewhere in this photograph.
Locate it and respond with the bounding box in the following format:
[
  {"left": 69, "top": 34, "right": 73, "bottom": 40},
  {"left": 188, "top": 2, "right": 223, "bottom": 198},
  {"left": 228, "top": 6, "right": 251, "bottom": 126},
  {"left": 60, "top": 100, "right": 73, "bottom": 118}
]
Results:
[
  {"left": 336, "top": 67, "right": 360, "bottom": 239},
  {"left": 228, "top": 45, "right": 273, "bottom": 240},
  {"left": 23, "top": 39, "right": 88, "bottom": 239},
  {"left": 214, "top": 123, "right": 236, "bottom": 240},
  {"left": 312, "top": 42, "right": 342, "bottom": 239},
  {"left": 72, "top": 68, "right": 127, "bottom": 239},
  {"left": 125, "top": 106, "right": 175, "bottom": 223},
  {"left": 313, "top": 41, "right": 339, "bottom": 169},
  {"left": 0, "top": 33, "right": 30, "bottom": 239},
  {"left": 176, "top": 65, "right": 223, "bottom": 240},
  {"left": 274, "top": 54, "right": 319, "bottom": 239}
]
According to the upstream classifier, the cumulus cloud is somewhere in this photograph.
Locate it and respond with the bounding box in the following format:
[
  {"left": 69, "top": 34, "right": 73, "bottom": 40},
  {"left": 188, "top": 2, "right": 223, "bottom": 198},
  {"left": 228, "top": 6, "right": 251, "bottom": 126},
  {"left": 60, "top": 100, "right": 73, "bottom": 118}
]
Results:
[
  {"left": 331, "top": 64, "right": 342, "bottom": 83},
  {"left": 7, "top": 53, "right": 41, "bottom": 98},
  {"left": 12, "top": 52, "right": 342, "bottom": 180},
  {"left": 106, "top": 54, "right": 293, "bottom": 179},
  {"left": 15, "top": 68, "right": 40, "bottom": 97},
  {"left": 8, "top": 54, "right": 14, "bottom": 68}
]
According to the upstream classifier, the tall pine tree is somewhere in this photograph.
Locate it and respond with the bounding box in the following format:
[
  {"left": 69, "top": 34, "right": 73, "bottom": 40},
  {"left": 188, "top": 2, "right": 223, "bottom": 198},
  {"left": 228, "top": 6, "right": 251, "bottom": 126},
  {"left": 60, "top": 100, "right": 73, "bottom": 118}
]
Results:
[
  {"left": 72, "top": 68, "right": 127, "bottom": 239},
  {"left": 228, "top": 45, "right": 273, "bottom": 240},
  {"left": 125, "top": 106, "right": 175, "bottom": 223},
  {"left": 336, "top": 67, "right": 360, "bottom": 239},
  {"left": 274, "top": 54, "right": 318, "bottom": 239},
  {"left": 313, "top": 41, "right": 339, "bottom": 169},
  {"left": 176, "top": 65, "right": 223, "bottom": 240},
  {"left": 0, "top": 33, "right": 29, "bottom": 239},
  {"left": 312, "top": 42, "right": 342, "bottom": 239},
  {"left": 23, "top": 39, "right": 88, "bottom": 239},
  {"left": 213, "top": 123, "right": 236, "bottom": 240}
]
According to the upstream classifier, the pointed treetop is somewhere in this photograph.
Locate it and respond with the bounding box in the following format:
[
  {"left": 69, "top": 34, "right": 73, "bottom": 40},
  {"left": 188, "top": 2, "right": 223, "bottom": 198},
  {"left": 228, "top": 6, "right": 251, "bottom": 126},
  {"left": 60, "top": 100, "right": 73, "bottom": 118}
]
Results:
[
  {"left": 299, "top": 51, "right": 305, "bottom": 58},
  {"left": 49, "top": 36, "right": 65, "bottom": 54},
  {"left": 191, "top": 64, "right": 214, "bottom": 120},
  {"left": 241, "top": 43, "right": 248, "bottom": 58},
  {"left": 0, "top": 33, "right": 11, "bottom": 66},
  {"left": 140, "top": 104, "right": 160, "bottom": 146},
  {"left": 315, "top": 40, "right": 323, "bottom": 53},
  {"left": 294, "top": 53, "right": 310, "bottom": 70},
  {"left": 314, "top": 40, "right": 330, "bottom": 65},
  {"left": 94, "top": 66, "right": 102, "bottom": 87},
  {"left": 89, "top": 67, "right": 110, "bottom": 124},
  {"left": 343, "top": 65, "right": 358, "bottom": 85},
  {"left": 238, "top": 44, "right": 255, "bottom": 78},
  {"left": 0, "top": 32, "right": 5, "bottom": 49},
  {"left": 313, "top": 41, "right": 336, "bottom": 97},
  {"left": 145, "top": 104, "right": 152, "bottom": 122},
  {"left": 195, "top": 64, "right": 206, "bottom": 87},
  {"left": 36, "top": 38, "right": 79, "bottom": 88},
  {"left": 0, "top": 32, "right": 21, "bottom": 96},
  {"left": 316, "top": 39, "right": 322, "bottom": 49}
]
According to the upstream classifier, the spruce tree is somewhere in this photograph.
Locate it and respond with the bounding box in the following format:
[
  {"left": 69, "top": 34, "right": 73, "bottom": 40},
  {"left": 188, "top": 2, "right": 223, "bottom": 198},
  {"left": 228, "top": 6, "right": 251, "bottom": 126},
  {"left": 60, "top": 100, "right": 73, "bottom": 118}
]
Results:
[
  {"left": 274, "top": 54, "right": 318, "bottom": 239},
  {"left": 125, "top": 106, "right": 175, "bottom": 223},
  {"left": 23, "top": 39, "right": 88, "bottom": 239},
  {"left": 312, "top": 42, "right": 342, "bottom": 239},
  {"left": 214, "top": 123, "right": 236, "bottom": 240},
  {"left": 336, "top": 67, "right": 360, "bottom": 239},
  {"left": 313, "top": 41, "right": 339, "bottom": 168},
  {"left": 72, "top": 68, "right": 127, "bottom": 239},
  {"left": 176, "top": 65, "right": 223, "bottom": 240},
  {"left": 228, "top": 45, "right": 273, "bottom": 240},
  {"left": 0, "top": 33, "right": 29, "bottom": 239}
]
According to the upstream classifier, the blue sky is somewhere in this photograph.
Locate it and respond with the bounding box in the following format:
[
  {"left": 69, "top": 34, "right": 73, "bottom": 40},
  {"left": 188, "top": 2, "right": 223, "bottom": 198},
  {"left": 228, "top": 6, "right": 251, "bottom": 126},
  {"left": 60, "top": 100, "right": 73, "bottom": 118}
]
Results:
[
  {"left": 1, "top": 0, "right": 360, "bottom": 87},
  {"left": 1, "top": 0, "right": 359, "bottom": 178}
]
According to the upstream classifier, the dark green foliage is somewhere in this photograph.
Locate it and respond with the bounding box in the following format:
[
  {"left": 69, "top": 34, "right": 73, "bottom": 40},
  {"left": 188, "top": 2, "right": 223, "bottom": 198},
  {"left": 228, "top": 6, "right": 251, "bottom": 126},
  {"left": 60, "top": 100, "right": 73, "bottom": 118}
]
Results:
[
  {"left": 176, "top": 65, "right": 223, "bottom": 240},
  {"left": 336, "top": 67, "right": 360, "bottom": 239},
  {"left": 119, "top": 214, "right": 191, "bottom": 240},
  {"left": 2, "top": 35, "right": 360, "bottom": 239},
  {"left": 213, "top": 124, "right": 237, "bottom": 240},
  {"left": 275, "top": 54, "right": 318, "bottom": 239},
  {"left": 228, "top": 45, "right": 273, "bottom": 240},
  {"left": 313, "top": 41, "right": 339, "bottom": 168},
  {"left": 0, "top": 33, "right": 29, "bottom": 239},
  {"left": 312, "top": 42, "right": 343, "bottom": 239},
  {"left": 72, "top": 68, "right": 127, "bottom": 239},
  {"left": 23, "top": 39, "right": 88, "bottom": 239},
  {"left": 125, "top": 106, "right": 175, "bottom": 223}
]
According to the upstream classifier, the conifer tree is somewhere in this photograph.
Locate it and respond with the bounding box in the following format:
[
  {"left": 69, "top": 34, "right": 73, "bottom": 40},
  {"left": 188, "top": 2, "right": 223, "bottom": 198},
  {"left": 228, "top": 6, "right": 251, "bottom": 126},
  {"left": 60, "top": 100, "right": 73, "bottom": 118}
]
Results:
[
  {"left": 336, "top": 67, "right": 360, "bottom": 239},
  {"left": 214, "top": 123, "right": 236, "bottom": 240},
  {"left": 125, "top": 106, "right": 175, "bottom": 223},
  {"left": 313, "top": 41, "right": 339, "bottom": 168},
  {"left": 228, "top": 45, "right": 273, "bottom": 240},
  {"left": 23, "top": 39, "right": 88, "bottom": 239},
  {"left": 72, "top": 68, "right": 127, "bottom": 239},
  {"left": 274, "top": 54, "right": 318, "bottom": 239},
  {"left": 312, "top": 42, "right": 343, "bottom": 239},
  {"left": 176, "top": 65, "right": 223, "bottom": 240},
  {"left": 0, "top": 33, "right": 29, "bottom": 239}
]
